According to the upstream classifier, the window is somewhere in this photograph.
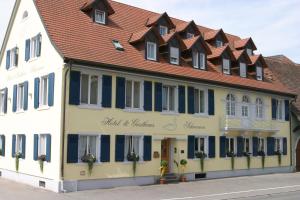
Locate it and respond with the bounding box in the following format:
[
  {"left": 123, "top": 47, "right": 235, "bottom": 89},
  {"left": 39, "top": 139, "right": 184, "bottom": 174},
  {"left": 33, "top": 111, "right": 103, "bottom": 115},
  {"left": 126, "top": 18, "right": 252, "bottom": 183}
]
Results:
[
  {"left": 22, "top": 11, "right": 28, "bottom": 20},
  {"left": 216, "top": 40, "right": 223, "bottom": 47},
  {"left": 80, "top": 74, "right": 100, "bottom": 105},
  {"left": 226, "top": 137, "right": 236, "bottom": 154},
  {"left": 112, "top": 40, "right": 124, "bottom": 51},
  {"left": 95, "top": 10, "right": 105, "bottom": 24},
  {"left": 276, "top": 100, "right": 285, "bottom": 120},
  {"left": 146, "top": 42, "right": 157, "bottom": 61},
  {"left": 170, "top": 47, "right": 179, "bottom": 65},
  {"left": 256, "top": 66, "right": 263, "bottom": 81},
  {"left": 125, "top": 80, "right": 141, "bottom": 109},
  {"left": 241, "top": 95, "right": 250, "bottom": 117},
  {"left": 30, "top": 35, "right": 41, "bottom": 59},
  {"left": 125, "top": 136, "right": 143, "bottom": 161},
  {"left": 17, "top": 84, "right": 25, "bottom": 111},
  {"left": 194, "top": 136, "right": 207, "bottom": 155},
  {"left": 258, "top": 138, "right": 266, "bottom": 153},
  {"left": 159, "top": 26, "right": 168, "bottom": 36},
  {"left": 0, "top": 90, "right": 6, "bottom": 114},
  {"left": 274, "top": 138, "right": 283, "bottom": 153},
  {"left": 162, "top": 85, "right": 176, "bottom": 112},
  {"left": 246, "top": 48, "right": 253, "bottom": 56},
  {"left": 79, "top": 135, "right": 99, "bottom": 162},
  {"left": 240, "top": 62, "right": 247, "bottom": 77},
  {"left": 0, "top": 136, "right": 4, "bottom": 156},
  {"left": 243, "top": 137, "right": 251, "bottom": 153},
  {"left": 6, "top": 47, "right": 18, "bottom": 69},
  {"left": 223, "top": 59, "right": 230, "bottom": 74},
  {"left": 256, "top": 98, "right": 263, "bottom": 119},
  {"left": 40, "top": 76, "right": 48, "bottom": 106},
  {"left": 187, "top": 33, "right": 194, "bottom": 39},
  {"left": 16, "top": 135, "right": 24, "bottom": 155},
  {"left": 226, "top": 94, "right": 236, "bottom": 116},
  {"left": 38, "top": 135, "right": 47, "bottom": 156},
  {"left": 194, "top": 88, "right": 206, "bottom": 114},
  {"left": 193, "top": 51, "right": 205, "bottom": 70}
]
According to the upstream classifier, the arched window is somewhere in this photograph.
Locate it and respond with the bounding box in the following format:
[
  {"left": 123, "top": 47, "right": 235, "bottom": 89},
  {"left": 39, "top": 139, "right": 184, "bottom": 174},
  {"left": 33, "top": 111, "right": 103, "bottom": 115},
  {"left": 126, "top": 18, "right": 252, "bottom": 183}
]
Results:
[
  {"left": 256, "top": 98, "right": 263, "bottom": 118},
  {"left": 226, "top": 94, "right": 236, "bottom": 116},
  {"left": 22, "top": 11, "right": 28, "bottom": 20},
  {"left": 241, "top": 95, "right": 250, "bottom": 117}
]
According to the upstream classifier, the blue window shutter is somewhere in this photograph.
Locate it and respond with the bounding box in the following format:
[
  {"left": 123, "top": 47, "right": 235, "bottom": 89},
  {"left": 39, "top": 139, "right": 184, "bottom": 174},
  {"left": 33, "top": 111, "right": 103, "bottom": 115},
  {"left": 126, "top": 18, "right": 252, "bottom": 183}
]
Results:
[
  {"left": 115, "top": 135, "right": 125, "bottom": 162},
  {"left": 178, "top": 85, "right": 186, "bottom": 114},
  {"left": 208, "top": 136, "right": 215, "bottom": 158},
  {"left": 12, "top": 135, "right": 16, "bottom": 157},
  {"left": 252, "top": 137, "right": 258, "bottom": 156},
  {"left": 144, "top": 81, "right": 152, "bottom": 111},
  {"left": 24, "top": 81, "right": 29, "bottom": 111},
  {"left": 1, "top": 135, "right": 5, "bottom": 156},
  {"left": 25, "top": 39, "right": 30, "bottom": 61},
  {"left": 188, "top": 86, "right": 194, "bottom": 114},
  {"left": 237, "top": 136, "right": 244, "bottom": 157},
  {"left": 46, "top": 134, "right": 51, "bottom": 162},
  {"left": 220, "top": 136, "right": 226, "bottom": 158},
  {"left": 34, "top": 78, "right": 40, "bottom": 109},
  {"left": 67, "top": 134, "right": 78, "bottom": 163},
  {"left": 4, "top": 88, "right": 8, "bottom": 114},
  {"left": 143, "top": 136, "right": 152, "bottom": 161},
  {"left": 283, "top": 138, "right": 287, "bottom": 155},
  {"left": 37, "top": 34, "right": 42, "bottom": 57},
  {"left": 48, "top": 73, "right": 55, "bottom": 107},
  {"left": 100, "top": 135, "right": 110, "bottom": 162},
  {"left": 154, "top": 82, "right": 162, "bottom": 112},
  {"left": 12, "top": 85, "right": 17, "bottom": 112},
  {"left": 33, "top": 134, "right": 39, "bottom": 161},
  {"left": 116, "top": 77, "right": 125, "bottom": 109},
  {"left": 69, "top": 71, "right": 81, "bottom": 105},
  {"left": 208, "top": 89, "right": 215, "bottom": 115},
  {"left": 187, "top": 135, "right": 195, "bottom": 159},
  {"left": 271, "top": 99, "right": 277, "bottom": 120},
  {"left": 21, "top": 135, "right": 26, "bottom": 159},
  {"left": 285, "top": 100, "right": 290, "bottom": 121},
  {"left": 6, "top": 50, "right": 10, "bottom": 69},
  {"left": 267, "top": 137, "right": 274, "bottom": 156},
  {"left": 102, "top": 75, "right": 112, "bottom": 108}
]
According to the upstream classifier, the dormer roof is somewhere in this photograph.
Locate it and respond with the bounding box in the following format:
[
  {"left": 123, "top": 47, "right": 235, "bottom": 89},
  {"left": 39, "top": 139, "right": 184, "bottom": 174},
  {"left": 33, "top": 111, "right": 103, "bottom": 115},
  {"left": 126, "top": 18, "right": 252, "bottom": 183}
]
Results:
[
  {"left": 232, "top": 50, "right": 251, "bottom": 64},
  {"left": 176, "top": 20, "right": 201, "bottom": 35},
  {"left": 204, "top": 29, "right": 229, "bottom": 43},
  {"left": 249, "top": 54, "right": 268, "bottom": 68},
  {"left": 162, "top": 32, "right": 186, "bottom": 49},
  {"left": 208, "top": 45, "right": 235, "bottom": 60},
  {"left": 129, "top": 27, "right": 164, "bottom": 45},
  {"left": 234, "top": 37, "right": 257, "bottom": 50},
  {"left": 81, "top": 0, "right": 115, "bottom": 15},
  {"left": 146, "top": 12, "right": 176, "bottom": 29},
  {"left": 182, "top": 35, "right": 211, "bottom": 54}
]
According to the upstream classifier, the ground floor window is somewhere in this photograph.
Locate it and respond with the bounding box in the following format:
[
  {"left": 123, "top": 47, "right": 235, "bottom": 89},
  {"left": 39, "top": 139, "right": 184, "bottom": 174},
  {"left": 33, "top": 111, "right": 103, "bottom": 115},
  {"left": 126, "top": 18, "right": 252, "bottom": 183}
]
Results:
[
  {"left": 274, "top": 138, "right": 283, "bottom": 153},
  {"left": 226, "top": 137, "right": 236, "bottom": 156},
  {"left": 78, "top": 135, "right": 99, "bottom": 162},
  {"left": 243, "top": 137, "right": 251, "bottom": 154},
  {"left": 194, "top": 136, "right": 208, "bottom": 158},
  {"left": 258, "top": 138, "right": 266, "bottom": 155},
  {"left": 125, "top": 135, "right": 144, "bottom": 161}
]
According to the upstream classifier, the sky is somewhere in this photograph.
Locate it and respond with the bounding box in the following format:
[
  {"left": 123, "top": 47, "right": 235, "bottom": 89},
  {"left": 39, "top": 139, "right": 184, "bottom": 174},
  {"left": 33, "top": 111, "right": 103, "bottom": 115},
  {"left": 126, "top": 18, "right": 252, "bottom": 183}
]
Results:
[{"left": 0, "top": 0, "right": 299, "bottom": 63}]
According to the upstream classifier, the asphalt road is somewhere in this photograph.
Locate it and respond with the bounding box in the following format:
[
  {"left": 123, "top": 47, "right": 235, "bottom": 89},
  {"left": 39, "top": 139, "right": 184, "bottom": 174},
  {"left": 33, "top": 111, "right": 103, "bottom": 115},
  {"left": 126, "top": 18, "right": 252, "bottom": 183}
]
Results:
[{"left": 1, "top": 173, "right": 300, "bottom": 200}]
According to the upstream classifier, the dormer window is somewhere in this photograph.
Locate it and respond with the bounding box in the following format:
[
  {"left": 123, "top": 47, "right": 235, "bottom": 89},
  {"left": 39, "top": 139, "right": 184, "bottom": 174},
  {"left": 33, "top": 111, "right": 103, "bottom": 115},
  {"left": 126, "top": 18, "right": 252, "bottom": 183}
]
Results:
[
  {"left": 223, "top": 58, "right": 230, "bottom": 74},
  {"left": 246, "top": 48, "right": 253, "bottom": 56},
  {"left": 146, "top": 42, "right": 157, "bottom": 61},
  {"left": 159, "top": 26, "right": 168, "bottom": 36},
  {"left": 193, "top": 51, "right": 205, "bottom": 70},
  {"left": 256, "top": 65, "right": 263, "bottom": 81},
  {"left": 240, "top": 62, "right": 247, "bottom": 78},
  {"left": 95, "top": 10, "right": 105, "bottom": 24},
  {"left": 187, "top": 33, "right": 194, "bottom": 39},
  {"left": 170, "top": 47, "right": 179, "bottom": 65},
  {"left": 216, "top": 40, "right": 223, "bottom": 47}
]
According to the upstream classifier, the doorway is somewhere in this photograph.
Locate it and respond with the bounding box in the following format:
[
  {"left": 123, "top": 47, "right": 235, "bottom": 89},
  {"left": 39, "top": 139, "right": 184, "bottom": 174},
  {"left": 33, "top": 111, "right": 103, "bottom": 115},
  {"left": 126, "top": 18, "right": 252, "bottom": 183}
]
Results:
[
  {"left": 296, "top": 140, "right": 300, "bottom": 171},
  {"left": 161, "top": 138, "right": 172, "bottom": 173}
]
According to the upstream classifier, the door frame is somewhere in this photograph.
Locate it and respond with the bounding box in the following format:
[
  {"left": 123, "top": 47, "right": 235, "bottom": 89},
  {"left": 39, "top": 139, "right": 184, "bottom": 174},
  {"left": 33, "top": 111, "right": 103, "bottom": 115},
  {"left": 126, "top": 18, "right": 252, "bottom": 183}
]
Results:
[{"left": 161, "top": 138, "right": 175, "bottom": 173}]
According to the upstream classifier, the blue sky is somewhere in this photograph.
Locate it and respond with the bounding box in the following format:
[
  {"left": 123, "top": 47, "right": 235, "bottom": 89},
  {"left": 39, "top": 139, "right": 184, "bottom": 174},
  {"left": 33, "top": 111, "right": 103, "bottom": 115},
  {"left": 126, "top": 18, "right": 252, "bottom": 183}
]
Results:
[{"left": 1, "top": 0, "right": 299, "bottom": 63}]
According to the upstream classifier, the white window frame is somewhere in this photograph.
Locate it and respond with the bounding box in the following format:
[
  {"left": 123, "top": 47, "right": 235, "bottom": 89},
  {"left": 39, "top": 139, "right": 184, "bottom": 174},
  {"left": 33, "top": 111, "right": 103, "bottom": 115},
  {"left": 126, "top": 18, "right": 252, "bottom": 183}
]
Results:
[
  {"left": 241, "top": 95, "right": 250, "bottom": 118},
  {"left": 240, "top": 62, "right": 247, "bottom": 78},
  {"left": 170, "top": 46, "right": 179, "bottom": 65},
  {"left": 78, "top": 135, "right": 101, "bottom": 163},
  {"left": 124, "top": 135, "right": 144, "bottom": 162},
  {"left": 146, "top": 42, "right": 157, "bottom": 61},
  {"left": 16, "top": 135, "right": 23, "bottom": 155},
  {"left": 226, "top": 137, "right": 236, "bottom": 156},
  {"left": 80, "top": 73, "right": 102, "bottom": 107},
  {"left": 8, "top": 47, "right": 18, "bottom": 69},
  {"left": 276, "top": 99, "right": 285, "bottom": 121},
  {"left": 159, "top": 26, "right": 168, "bottom": 36},
  {"left": 125, "top": 79, "right": 143, "bottom": 110},
  {"left": 216, "top": 40, "right": 223, "bottom": 47},
  {"left": 226, "top": 94, "right": 236, "bottom": 116},
  {"left": 256, "top": 66, "right": 263, "bottom": 81},
  {"left": 30, "top": 35, "right": 40, "bottom": 59},
  {"left": 17, "top": 83, "right": 25, "bottom": 111},
  {"left": 223, "top": 59, "right": 230, "bottom": 74},
  {"left": 246, "top": 48, "right": 253, "bottom": 56},
  {"left": 194, "top": 88, "right": 208, "bottom": 115},
  {"left": 256, "top": 98, "right": 264, "bottom": 119},
  {"left": 258, "top": 137, "right": 266, "bottom": 153},
  {"left": 40, "top": 75, "right": 48, "bottom": 107},
  {"left": 0, "top": 90, "right": 5, "bottom": 114},
  {"left": 38, "top": 134, "right": 47, "bottom": 156},
  {"left": 162, "top": 84, "right": 177, "bottom": 113},
  {"left": 274, "top": 138, "right": 283, "bottom": 152},
  {"left": 194, "top": 136, "right": 208, "bottom": 156},
  {"left": 193, "top": 51, "right": 199, "bottom": 69},
  {"left": 243, "top": 137, "right": 252, "bottom": 154},
  {"left": 95, "top": 10, "right": 105, "bottom": 24},
  {"left": 187, "top": 32, "right": 194, "bottom": 39}
]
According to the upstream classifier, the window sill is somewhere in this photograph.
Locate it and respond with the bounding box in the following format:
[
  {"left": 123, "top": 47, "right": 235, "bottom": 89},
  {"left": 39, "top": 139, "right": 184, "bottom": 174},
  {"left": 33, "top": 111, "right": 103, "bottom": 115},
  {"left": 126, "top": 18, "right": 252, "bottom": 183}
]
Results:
[
  {"left": 37, "top": 106, "right": 50, "bottom": 111},
  {"left": 161, "top": 111, "right": 179, "bottom": 116},
  {"left": 7, "top": 66, "right": 17, "bottom": 71},
  {"left": 0, "top": 113, "right": 6, "bottom": 116},
  {"left": 123, "top": 108, "right": 145, "bottom": 113},
  {"left": 122, "top": 161, "right": 146, "bottom": 164},
  {"left": 15, "top": 110, "right": 25, "bottom": 114},
  {"left": 27, "top": 57, "right": 39, "bottom": 63},
  {"left": 78, "top": 104, "right": 103, "bottom": 110},
  {"left": 193, "top": 113, "right": 209, "bottom": 118}
]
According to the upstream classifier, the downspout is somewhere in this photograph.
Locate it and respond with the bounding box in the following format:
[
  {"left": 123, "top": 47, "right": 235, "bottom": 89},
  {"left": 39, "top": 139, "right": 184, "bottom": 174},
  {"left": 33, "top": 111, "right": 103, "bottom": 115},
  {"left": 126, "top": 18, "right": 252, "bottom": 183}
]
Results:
[
  {"left": 290, "top": 98, "right": 296, "bottom": 170},
  {"left": 60, "top": 60, "right": 73, "bottom": 181}
]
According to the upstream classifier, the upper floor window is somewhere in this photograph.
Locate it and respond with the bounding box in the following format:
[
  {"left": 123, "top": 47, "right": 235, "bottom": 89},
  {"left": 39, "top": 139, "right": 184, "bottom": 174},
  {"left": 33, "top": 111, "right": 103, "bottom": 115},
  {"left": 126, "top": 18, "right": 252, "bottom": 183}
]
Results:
[
  {"left": 40, "top": 76, "right": 49, "bottom": 106},
  {"left": 6, "top": 47, "right": 18, "bottom": 69},
  {"left": 194, "top": 88, "right": 206, "bottom": 114},
  {"left": 256, "top": 98, "right": 263, "bottom": 119},
  {"left": 216, "top": 40, "right": 223, "bottom": 47},
  {"left": 95, "top": 10, "right": 105, "bottom": 24},
  {"left": 223, "top": 59, "right": 230, "bottom": 75},
  {"left": 125, "top": 135, "right": 144, "bottom": 161},
  {"left": 170, "top": 47, "right": 179, "bottom": 65},
  {"left": 25, "top": 34, "right": 42, "bottom": 61},
  {"left": 146, "top": 42, "right": 157, "bottom": 61},
  {"left": 240, "top": 62, "right": 247, "bottom": 78},
  {"left": 80, "top": 74, "right": 100, "bottom": 106},
  {"left": 162, "top": 85, "right": 176, "bottom": 112},
  {"left": 241, "top": 95, "right": 250, "bottom": 117},
  {"left": 276, "top": 100, "right": 285, "bottom": 120},
  {"left": 0, "top": 89, "right": 6, "bottom": 114},
  {"left": 159, "top": 26, "right": 168, "bottom": 36},
  {"left": 246, "top": 48, "right": 253, "bottom": 56},
  {"left": 125, "top": 80, "right": 141, "bottom": 109},
  {"left": 187, "top": 33, "right": 194, "bottom": 39},
  {"left": 17, "top": 83, "right": 25, "bottom": 111},
  {"left": 226, "top": 94, "right": 236, "bottom": 116},
  {"left": 256, "top": 66, "right": 263, "bottom": 81},
  {"left": 0, "top": 135, "right": 4, "bottom": 156},
  {"left": 79, "top": 135, "right": 99, "bottom": 162},
  {"left": 193, "top": 51, "right": 205, "bottom": 70}
]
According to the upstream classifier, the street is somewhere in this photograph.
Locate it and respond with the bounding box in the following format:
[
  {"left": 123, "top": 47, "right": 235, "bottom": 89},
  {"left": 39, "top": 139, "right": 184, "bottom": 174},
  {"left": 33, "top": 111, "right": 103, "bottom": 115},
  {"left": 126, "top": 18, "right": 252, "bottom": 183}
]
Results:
[{"left": 1, "top": 173, "right": 300, "bottom": 200}]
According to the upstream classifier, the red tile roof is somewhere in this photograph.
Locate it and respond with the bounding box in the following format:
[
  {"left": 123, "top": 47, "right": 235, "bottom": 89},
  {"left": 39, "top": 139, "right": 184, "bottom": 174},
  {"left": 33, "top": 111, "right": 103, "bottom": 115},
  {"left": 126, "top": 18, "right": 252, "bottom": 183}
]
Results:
[
  {"left": 182, "top": 36, "right": 211, "bottom": 54},
  {"left": 234, "top": 37, "right": 257, "bottom": 50},
  {"left": 249, "top": 54, "right": 268, "bottom": 68},
  {"left": 146, "top": 12, "right": 176, "bottom": 29},
  {"left": 207, "top": 45, "right": 235, "bottom": 60},
  {"left": 232, "top": 50, "right": 251, "bottom": 64},
  {"left": 204, "top": 29, "right": 229, "bottom": 43},
  {"left": 34, "top": 0, "right": 295, "bottom": 96}
]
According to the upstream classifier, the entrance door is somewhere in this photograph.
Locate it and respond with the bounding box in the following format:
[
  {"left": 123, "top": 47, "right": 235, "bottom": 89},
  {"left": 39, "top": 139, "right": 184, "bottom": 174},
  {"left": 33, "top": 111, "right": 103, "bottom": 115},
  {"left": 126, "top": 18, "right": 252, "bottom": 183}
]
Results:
[
  {"left": 161, "top": 139, "right": 170, "bottom": 173},
  {"left": 296, "top": 140, "right": 300, "bottom": 171}
]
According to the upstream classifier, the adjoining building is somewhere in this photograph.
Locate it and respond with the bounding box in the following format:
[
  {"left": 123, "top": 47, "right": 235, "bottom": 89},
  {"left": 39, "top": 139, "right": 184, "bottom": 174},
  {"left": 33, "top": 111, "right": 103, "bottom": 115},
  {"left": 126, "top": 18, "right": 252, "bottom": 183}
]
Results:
[{"left": 0, "top": 0, "right": 296, "bottom": 192}]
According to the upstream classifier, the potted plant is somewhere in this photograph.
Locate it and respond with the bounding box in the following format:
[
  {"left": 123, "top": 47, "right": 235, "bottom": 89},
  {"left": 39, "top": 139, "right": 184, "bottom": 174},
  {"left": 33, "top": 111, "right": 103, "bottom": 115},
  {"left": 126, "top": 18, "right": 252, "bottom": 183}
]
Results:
[
  {"left": 274, "top": 150, "right": 282, "bottom": 166},
  {"left": 160, "top": 160, "right": 168, "bottom": 184},
  {"left": 81, "top": 153, "right": 96, "bottom": 175},
  {"left": 243, "top": 152, "right": 251, "bottom": 169},
  {"left": 227, "top": 151, "right": 236, "bottom": 170},
  {"left": 258, "top": 150, "right": 266, "bottom": 169},
  {"left": 179, "top": 159, "right": 188, "bottom": 182},
  {"left": 15, "top": 152, "right": 22, "bottom": 172},
  {"left": 195, "top": 151, "right": 207, "bottom": 172},
  {"left": 38, "top": 155, "right": 46, "bottom": 173},
  {"left": 127, "top": 151, "right": 139, "bottom": 176}
]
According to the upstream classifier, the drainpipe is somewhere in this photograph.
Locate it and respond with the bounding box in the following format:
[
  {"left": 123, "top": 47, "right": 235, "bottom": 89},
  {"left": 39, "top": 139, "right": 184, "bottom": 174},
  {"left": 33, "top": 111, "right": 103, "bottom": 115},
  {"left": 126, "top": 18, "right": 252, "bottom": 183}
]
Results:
[
  {"left": 60, "top": 60, "right": 72, "bottom": 181},
  {"left": 290, "top": 98, "right": 296, "bottom": 171}
]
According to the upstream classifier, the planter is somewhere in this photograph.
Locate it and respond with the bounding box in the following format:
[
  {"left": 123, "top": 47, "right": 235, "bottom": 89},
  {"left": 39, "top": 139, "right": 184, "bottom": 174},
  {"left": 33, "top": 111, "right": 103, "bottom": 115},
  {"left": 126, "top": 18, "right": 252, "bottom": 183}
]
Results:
[
  {"left": 180, "top": 175, "right": 187, "bottom": 182},
  {"left": 159, "top": 178, "right": 166, "bottom": 184}
]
